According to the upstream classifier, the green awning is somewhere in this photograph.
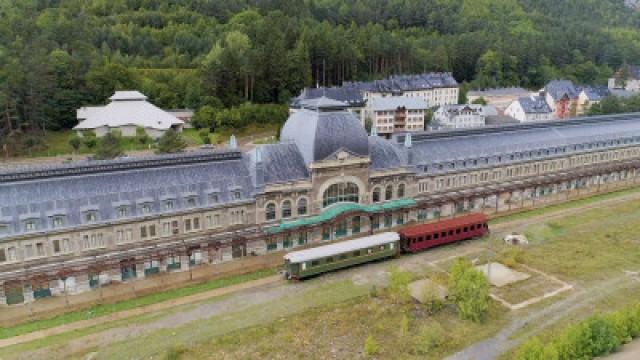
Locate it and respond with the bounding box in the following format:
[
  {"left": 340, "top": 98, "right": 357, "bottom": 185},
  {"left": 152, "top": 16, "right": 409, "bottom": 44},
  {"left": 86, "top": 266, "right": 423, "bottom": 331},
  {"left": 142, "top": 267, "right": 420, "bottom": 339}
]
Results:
[{"left": 265, "top": 198, "right": 416, "bottom": 234}]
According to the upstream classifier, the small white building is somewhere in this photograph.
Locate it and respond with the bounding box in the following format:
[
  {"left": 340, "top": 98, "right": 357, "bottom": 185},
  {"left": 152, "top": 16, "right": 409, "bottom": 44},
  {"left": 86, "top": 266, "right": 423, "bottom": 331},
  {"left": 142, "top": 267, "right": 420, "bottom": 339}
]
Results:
[
  {"left": 433, "top": 104, "right": 487, "bottom": 129},
  {"left": 505, "top": 95, "right": 553, "bottom": 123},
  {"left": 367, "top": 96, "right": 428, "bottom": 137},
  {"left": 74, "top": 91, "right": 184, "bottom": 138},
  {"left": 608, "top": 65, "right": 640, "bottom": 92}
]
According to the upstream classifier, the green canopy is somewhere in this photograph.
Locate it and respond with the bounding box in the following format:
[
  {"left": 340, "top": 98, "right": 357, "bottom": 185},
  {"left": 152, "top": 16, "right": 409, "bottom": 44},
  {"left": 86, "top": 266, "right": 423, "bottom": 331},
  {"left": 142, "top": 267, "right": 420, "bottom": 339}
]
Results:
[{"left": 265, "top": 198, "right": 416, "bottom": 234}]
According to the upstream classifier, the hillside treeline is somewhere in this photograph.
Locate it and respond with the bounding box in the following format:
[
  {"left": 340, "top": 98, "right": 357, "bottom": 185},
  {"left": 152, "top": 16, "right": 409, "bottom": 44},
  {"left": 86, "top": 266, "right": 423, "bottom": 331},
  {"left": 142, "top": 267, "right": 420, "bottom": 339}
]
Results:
[{"left": 2, "top": 0, "right": 640, "bottom": 142}]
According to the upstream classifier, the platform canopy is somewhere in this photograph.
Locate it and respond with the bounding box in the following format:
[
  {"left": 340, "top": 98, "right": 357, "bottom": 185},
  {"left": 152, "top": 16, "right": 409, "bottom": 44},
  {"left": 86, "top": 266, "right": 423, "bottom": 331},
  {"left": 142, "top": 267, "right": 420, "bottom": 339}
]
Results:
[{"left": 265, "top": 198, "right": 416, "bottom": 234}]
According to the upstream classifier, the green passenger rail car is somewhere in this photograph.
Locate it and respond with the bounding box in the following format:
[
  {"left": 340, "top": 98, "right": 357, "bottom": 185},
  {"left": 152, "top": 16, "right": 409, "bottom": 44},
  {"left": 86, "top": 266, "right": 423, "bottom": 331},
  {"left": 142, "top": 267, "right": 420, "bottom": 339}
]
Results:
[{"left": 283, "top": 232, "right": 400, "bottom": 280}]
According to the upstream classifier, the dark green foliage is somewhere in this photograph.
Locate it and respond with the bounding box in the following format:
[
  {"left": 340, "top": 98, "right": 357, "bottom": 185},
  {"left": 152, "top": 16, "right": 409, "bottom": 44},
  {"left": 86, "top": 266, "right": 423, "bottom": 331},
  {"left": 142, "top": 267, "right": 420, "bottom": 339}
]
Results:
[
  {"left": 198, "top": 129, "right": 211, "bottom": 144},
  {"left": 472, "top": 97, "right": 488, "bottom": 105},
  {"left": 135, "top": 127, "right": 151, "bottom": 145},
  {"left": 588, "top": 94, "right": 640, "bottom": 115},
  {"left": 82, "top": 132, "right": 97, "bottom": 149},
  {"left": 68, "top": 135, "right": 82, "bottom": 152},
  {"left": 192, "top": 105, "right": 218, "bottom": 130},
  {"left": 1, "top": 0, "right": 640, "bottom": 156},
  {"left": 94, "top": 131, "right": 124, "bottom": 160},
  {"left": 156, "top": 130, "right": 187, "bottom": 154}
]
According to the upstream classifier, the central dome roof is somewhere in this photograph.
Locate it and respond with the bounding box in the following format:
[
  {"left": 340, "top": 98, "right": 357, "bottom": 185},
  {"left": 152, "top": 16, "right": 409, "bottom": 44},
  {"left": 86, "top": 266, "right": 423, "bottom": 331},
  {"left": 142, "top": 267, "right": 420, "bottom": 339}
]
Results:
[{"left": 281, "top": 97, "right": 369, "bottom": 165}]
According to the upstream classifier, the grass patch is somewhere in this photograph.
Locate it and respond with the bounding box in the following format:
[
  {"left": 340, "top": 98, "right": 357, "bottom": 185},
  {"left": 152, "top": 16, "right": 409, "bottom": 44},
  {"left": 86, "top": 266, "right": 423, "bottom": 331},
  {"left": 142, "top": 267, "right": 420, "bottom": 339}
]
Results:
[
  {"left": 490, "top": 186, "right": 640, "bottom": 225},
  {"left": 165, "top": 287, "right": 507, "bottom": 360},
  {"left": 96, "top": 279, "right": 373, "bottom": 359},
  {"left": 23, "top": 122, "right": 279, "bottom": 158},
  {"left": 0, "top": 268, "right": 276, "bottom": 341},
  {"left": 96, "top": 276, "right": 509, "bottom": 360}
]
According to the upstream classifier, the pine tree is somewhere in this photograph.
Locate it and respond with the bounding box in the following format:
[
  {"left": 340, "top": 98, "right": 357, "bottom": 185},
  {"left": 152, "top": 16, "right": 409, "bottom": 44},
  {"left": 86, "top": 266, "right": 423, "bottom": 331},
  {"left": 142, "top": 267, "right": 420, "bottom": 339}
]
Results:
[
  {"left": 156, "top": 130, "right": 187, "bottom": 154},
  {"left": 94, "top": 131, "right": 124, "bottom": 160}
]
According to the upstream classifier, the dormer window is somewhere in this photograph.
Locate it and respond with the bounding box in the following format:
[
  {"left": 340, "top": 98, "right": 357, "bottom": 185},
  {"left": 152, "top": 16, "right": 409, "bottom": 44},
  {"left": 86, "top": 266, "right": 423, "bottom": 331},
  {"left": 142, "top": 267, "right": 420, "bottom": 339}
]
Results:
[
  {"left": 85, "top": 211, "right": 97, "bottom": 223},
  {"left": 232, "top": 191, "right": 241, "bottom": 200},
  {"left": 0, "top": 224, "right": 8, "bottom": 234},
  {"left": 209, "top": 193, "right": 219, "bottom": 204},
  {"left": 25, "top": 220, "right": 37, "bottom": 231},
  {"left": 164, "top": 200, "right": 175, "bottom": 210},
  {"left": 186, "top": 197, "right": 197, "bottom": 207},
  {"left": 52, "top": 216, "right": 65, "bottom": 228},
  {"left": 140, "top": 203, "right": 152, "bottom": 214},
  {"left": 117, "top": 207, "right": 128, "bottom": 218}
]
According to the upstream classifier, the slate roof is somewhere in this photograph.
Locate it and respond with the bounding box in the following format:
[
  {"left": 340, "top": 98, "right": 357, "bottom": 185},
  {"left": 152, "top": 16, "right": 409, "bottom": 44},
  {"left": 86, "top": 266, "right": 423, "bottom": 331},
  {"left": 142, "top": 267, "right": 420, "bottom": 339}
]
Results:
[
  {"left": 280, "top": 107, "right": 369, "bottom": 165},
  {"left": 545, "top": 80, "right": 579, "bottom": 101},
  {"left": 578, "top": 86, "right": 610, "bottom": 101},
  {"left": 74, "top": 91, "right": 184, "bottom": 131},
  {"left": 249, "top": 143, "right": 309, "bottom": 186},
  {"left": 291, "top": 87, "right": 365, "bottom": 108},
  {"left": 368, "top": 96, "right": 428, "bottom": 111},
  {"left": 0, "top": 151, "right": 253, "bottom": 240},
  {"left": 399, "top": 113, "right": 640, "bottom": 172},
  {"left": 517, "top": 95, "right": 552, "bottom": 114},
  {"left": 368, "top": 136, "right": 407, "bottom": 170}
]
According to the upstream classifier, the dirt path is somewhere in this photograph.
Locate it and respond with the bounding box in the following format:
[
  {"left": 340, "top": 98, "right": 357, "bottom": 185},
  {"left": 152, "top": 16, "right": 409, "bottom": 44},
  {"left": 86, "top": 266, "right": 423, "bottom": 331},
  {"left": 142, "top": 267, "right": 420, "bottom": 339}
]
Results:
[
  {"left": 606, "top": 339, "right": 640, "bottom": 360},
  {"left": 3, "top": 190, "right": 640, "bottom": 359}
]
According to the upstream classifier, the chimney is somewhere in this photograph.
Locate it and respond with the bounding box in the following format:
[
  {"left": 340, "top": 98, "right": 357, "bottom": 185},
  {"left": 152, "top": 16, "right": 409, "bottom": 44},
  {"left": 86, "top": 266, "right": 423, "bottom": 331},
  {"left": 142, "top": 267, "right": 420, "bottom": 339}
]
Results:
[
  {"left": 229, "top": 134, "right": 238, "bottom": 150},
  {"left": 255, "top": 147, "right": 264, "bottom": 188}
]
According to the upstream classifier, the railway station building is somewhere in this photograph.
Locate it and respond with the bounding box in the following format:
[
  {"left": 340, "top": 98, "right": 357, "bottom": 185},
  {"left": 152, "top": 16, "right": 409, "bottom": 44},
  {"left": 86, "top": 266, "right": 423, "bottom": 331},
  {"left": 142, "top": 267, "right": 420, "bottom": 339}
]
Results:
[{"left": 2, "top": 97, "right": 640, "bottom": 307}]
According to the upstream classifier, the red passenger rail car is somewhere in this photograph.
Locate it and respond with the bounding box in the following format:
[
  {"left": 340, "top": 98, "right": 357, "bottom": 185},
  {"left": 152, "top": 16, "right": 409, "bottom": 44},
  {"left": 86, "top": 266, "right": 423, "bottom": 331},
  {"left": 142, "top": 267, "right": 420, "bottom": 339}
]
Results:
[{"left": 399, "top": 213, "right": 489, "bottom": 253}]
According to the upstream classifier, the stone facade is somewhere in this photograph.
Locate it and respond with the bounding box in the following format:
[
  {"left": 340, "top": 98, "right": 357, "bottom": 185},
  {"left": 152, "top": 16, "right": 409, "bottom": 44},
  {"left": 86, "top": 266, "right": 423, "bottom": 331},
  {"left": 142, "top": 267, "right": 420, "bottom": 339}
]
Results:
[{"left": 3, "top": 110, "right": 640, "bottom": 307}]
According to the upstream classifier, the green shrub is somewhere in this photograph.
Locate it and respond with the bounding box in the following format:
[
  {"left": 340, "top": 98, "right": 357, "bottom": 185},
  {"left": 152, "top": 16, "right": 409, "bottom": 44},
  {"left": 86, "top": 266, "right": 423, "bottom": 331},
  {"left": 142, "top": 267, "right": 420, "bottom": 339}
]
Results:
[
  {"left": 448, "top": 258, "right": 490, "bottom": 322},
  {"left": 414, "top": 322, "right": 445, "bottom": 355},
  {"left": 400, "top": 314, "right": 410, "bottom": 336},
  {"left": 498, "top": 247, "right": 524, "bottom": 268},
  {"left": 387, "top": 266, "right": 412, "bottom": 303},
  {"left": 364, "top": 334, "right": 379, "bottom": 356}
]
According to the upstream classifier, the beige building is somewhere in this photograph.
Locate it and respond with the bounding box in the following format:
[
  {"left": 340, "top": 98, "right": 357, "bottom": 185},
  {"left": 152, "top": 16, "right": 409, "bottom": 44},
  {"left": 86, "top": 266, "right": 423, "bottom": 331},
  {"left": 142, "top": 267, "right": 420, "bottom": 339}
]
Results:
[
  {"left": 367, "top": 96, "right": 427, "bottom": 136},
  {"left": 2, "top": 105, "right": 640, "bottom": 308}
]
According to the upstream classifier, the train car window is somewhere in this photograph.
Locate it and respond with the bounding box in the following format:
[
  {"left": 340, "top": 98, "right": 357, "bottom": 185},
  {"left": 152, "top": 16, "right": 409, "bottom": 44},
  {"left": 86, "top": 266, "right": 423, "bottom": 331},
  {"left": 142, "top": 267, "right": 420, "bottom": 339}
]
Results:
[
  {"left": 464, "top": 227, "right": 468, "bottom": 232},
  {"left": 311, "top": 260, "right": 319, "bottom": 266},
  {"left": 368, "top": 248, "right": 373, "bottom": 254},
  {"left": 470, "top": 225, "right": 475, "bottom": 230},
  {"left": 433, "top": 233, "right": 439, "bottom": 239},
  {"left": 426, "top": 235, "right": 432, "bottom": 240},
  {"left": 456, "top": 229, "right": 461, "bottom": 234},
  {"left": 353, "top": 250, "right": 361, "bottom": 257},
  {"left": 485, "top": 223, "right": 488, "bottom": 228},
  {"left": 448, "top": 230, "right": 454, "bottom": 236},
  {"left": 340, "top": 254, "right": 348, "bottom": 260},
  {"left": 380, "top": 245, "right": 385, "bottom": 251},
  {"left": 326, "top": 257, "right": 334, "bottom": 263}
]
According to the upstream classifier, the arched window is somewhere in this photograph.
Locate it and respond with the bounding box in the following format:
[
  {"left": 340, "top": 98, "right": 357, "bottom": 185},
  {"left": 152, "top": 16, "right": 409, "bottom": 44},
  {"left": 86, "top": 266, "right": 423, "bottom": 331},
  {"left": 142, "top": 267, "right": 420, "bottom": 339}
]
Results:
[
  {"left": 297, "top": 198, "right": 308, "bottom": 215},
  {"left": 265, "top": 203, "right": 276, "bottom": 221},
  {"left": 372, "top": 187, "right": 381, "bottom": 203},
  {"left": 323, "top": 182, "right": 359, "bottom": 208},
  {"left": 282, "top": 200, "right": 292, "bottom": 218},
  {"left": 397, "top": 184, "right": 405, "bottom": 198},
  {"left": 385, "top": 185, "right": 393, "bottom": 200}
]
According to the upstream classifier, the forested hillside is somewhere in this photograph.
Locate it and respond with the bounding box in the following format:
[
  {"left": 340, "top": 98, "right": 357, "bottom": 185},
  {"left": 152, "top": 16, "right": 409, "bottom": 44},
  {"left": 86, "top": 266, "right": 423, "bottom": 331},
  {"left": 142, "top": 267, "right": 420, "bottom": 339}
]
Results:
[{"left": 2, "top": 0, "right": 640, "bottom": 148}]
